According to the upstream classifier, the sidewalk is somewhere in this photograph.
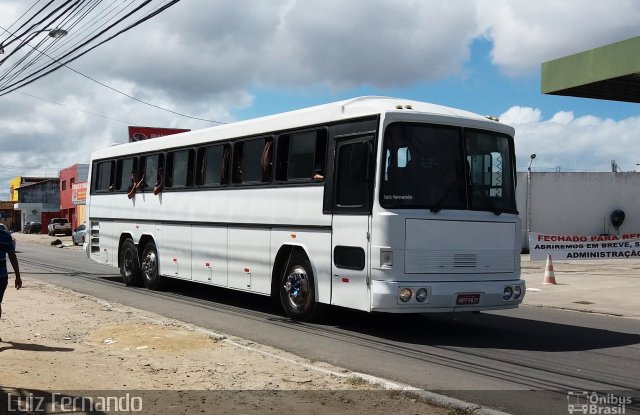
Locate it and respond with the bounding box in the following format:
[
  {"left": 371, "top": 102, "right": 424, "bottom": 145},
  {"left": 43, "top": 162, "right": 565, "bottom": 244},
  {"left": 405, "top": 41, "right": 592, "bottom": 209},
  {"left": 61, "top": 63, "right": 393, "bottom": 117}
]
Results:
[
  {"left": 0, "top": 279, "right": 451, "bottom": 415},
  {"left": 521, "top": 254, "right": 640, "bottom": 319}
]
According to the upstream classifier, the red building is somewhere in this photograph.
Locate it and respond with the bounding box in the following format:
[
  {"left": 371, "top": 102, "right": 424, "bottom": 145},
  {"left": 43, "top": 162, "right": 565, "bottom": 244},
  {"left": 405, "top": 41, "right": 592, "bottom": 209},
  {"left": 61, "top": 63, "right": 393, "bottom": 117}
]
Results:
[{"left": 59, "top": 164, "right": 89, "bottom": 229}]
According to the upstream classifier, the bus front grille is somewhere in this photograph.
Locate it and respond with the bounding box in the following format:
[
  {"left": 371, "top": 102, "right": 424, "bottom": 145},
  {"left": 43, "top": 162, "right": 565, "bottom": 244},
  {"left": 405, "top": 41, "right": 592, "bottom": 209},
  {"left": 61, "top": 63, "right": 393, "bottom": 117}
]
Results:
[{"left": 404, "top": 250, "right": 514, "bottom": 274}]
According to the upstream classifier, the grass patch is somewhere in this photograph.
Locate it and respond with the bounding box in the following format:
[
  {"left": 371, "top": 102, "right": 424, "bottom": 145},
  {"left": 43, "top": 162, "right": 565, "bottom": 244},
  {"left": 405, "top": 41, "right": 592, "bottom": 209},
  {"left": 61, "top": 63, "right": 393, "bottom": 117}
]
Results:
[{"left": 345, "top": 375, "right": 370, "bottom": 386}]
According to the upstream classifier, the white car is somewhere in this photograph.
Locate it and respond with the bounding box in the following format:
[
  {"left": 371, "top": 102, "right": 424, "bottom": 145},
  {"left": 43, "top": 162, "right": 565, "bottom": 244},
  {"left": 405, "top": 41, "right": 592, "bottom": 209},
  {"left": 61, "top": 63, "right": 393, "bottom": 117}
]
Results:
[
  {"left": 72, "top": 223, "right": 87, "bottom": 245},
  {"left": 48, "top": 218, "right": 71, "bottom": 236}
]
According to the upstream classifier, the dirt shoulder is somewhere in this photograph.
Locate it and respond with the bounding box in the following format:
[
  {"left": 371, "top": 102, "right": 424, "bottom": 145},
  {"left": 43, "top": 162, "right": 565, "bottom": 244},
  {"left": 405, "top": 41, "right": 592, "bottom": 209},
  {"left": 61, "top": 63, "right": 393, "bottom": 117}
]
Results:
[{"left": 0, "top": 275, "right": 450, "bottom": 414}]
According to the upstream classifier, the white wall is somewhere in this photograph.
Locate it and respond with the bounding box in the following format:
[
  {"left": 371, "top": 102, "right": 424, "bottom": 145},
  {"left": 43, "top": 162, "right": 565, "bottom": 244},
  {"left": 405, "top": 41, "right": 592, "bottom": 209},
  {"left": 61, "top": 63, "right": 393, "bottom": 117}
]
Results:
[{"left": 516, "top": 172, "right": 640, "bottom": 249}]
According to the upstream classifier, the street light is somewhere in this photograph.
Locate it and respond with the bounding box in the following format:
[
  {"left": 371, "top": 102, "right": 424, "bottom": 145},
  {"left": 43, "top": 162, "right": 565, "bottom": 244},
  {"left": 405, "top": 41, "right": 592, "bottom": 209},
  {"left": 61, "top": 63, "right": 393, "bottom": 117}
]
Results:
[
  {"left": 47, "top": 28, "right": 68, "bottom": 39},
  {"left": 0, "top": 28, "right": 68, "bottom": 54},
  {"left": 528, "top": 153, "right": 537, "bottom": 172},
  {"left": 525, "top": 154, "right": 537, "bottom": 250}
]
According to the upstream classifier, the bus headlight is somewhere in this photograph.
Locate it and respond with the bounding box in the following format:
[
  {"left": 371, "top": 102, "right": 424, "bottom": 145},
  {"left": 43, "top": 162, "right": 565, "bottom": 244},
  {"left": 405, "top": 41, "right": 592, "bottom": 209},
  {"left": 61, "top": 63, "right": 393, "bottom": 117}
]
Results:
[
  {"left": 415, "top": 288, "right": 428, "bottom": 303},
  {"left": 513, "top": 285, "right": 522, "bottom": 299},
  {"left": 503, "top": 286, "right": 513, "bottom": 301},
  {"left": 380, "top": 249, "right": 393, "bottom": 267},
  {"left": 399, "top": 288, "right": 412, "bottom": 303}
]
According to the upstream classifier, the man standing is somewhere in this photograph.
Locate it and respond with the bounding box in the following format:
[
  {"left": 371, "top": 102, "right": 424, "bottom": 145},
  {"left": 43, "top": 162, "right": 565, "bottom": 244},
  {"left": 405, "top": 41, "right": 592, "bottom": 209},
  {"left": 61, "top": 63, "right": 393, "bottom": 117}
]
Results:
[{"left": 0, "top": 227, "right": 22, "bottom": 341}]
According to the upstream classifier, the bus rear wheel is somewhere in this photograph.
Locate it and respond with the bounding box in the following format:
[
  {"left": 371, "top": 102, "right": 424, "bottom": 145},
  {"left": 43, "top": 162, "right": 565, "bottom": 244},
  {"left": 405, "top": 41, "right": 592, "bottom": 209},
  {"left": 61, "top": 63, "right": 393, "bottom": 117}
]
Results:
[
  {"left": 279, "top": 252, "right": 324, "bottom": 321},
  {"left": 141, "top": 241, "right": 163, "bottom": 290},
  {"left": 120, "top": 239, "right": 142, "bottom": 286}
]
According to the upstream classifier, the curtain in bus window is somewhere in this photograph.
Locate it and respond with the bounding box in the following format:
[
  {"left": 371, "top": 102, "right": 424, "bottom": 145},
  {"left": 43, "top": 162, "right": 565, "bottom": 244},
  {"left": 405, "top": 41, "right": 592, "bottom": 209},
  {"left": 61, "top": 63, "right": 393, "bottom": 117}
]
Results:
[
  {"left": 381, "top": 123, "right": 465, "bottom": 210},
  {"left": 260, "top": 140, "right": 273, "bottom": 182}
]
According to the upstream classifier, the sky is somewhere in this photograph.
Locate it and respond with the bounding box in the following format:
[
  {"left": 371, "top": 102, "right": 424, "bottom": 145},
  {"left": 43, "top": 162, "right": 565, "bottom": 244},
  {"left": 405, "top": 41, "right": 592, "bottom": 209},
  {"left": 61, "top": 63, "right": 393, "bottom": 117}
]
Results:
[{"left": 1, "top": 0, "right": 640, "bottom": 200}]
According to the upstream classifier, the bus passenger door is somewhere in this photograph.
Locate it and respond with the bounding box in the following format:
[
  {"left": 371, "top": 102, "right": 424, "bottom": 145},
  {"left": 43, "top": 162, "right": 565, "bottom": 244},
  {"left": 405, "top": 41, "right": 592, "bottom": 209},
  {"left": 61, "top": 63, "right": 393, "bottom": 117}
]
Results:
[{"left": 330, "top": 136, "right": 373, "bottom": 311}]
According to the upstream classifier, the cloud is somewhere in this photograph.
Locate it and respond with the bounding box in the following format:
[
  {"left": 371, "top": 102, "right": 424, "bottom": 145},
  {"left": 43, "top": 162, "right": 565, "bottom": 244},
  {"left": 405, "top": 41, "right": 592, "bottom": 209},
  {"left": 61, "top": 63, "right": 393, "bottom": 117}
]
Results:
[
  {"left": 476, "top": 0, "right": 640, "bottom": 76},
  {"left": 502, "top": 106, "right": 640, "bottom": 172},
  {"left": 2, "top": 0, "right": 640, "bottom": 200},
  {"left": 80, "top": 0, "right": 479, "bottom": 98},
  {"left": 500, "top": 106, "right": 542, "bottom": 125}
]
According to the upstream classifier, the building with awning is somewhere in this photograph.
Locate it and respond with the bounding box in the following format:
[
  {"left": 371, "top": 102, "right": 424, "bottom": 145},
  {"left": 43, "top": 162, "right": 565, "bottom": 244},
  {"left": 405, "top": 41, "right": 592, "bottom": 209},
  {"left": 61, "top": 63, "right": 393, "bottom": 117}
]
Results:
[{"left": 542, "top": 36, "right": 640, "bottom": 103}]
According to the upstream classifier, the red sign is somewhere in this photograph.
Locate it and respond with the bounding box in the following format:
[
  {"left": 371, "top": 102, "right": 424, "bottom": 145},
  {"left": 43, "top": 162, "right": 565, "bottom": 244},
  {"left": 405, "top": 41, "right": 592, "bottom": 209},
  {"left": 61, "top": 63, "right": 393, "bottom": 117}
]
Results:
[{"left": 128, "top": 126, "right": 190, "bottom": 142}]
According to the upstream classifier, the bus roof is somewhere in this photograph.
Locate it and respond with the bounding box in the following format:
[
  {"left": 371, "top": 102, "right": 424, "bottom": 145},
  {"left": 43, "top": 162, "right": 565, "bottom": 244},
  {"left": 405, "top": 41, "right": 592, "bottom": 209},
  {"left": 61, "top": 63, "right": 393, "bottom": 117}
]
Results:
[{"left": 92, "top": 96, "right": 511, "bottom": 159}]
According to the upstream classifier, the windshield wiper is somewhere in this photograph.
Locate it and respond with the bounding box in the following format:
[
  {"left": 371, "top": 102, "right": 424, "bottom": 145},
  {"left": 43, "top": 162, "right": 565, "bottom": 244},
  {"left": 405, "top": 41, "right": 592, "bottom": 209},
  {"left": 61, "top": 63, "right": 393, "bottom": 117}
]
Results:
[
  {"left": 471, "top": 185, "right": 501, "bottom": 216},
  {"left": 430, "top": 181, "right": 459, "bottom": 213}
]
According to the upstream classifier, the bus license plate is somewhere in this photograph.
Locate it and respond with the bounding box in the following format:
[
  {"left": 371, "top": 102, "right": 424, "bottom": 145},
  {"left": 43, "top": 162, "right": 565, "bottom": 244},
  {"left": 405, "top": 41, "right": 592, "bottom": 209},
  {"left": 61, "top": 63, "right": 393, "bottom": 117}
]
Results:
[{"left": 456, "top": 294, "right": 480, "bottom": 305}]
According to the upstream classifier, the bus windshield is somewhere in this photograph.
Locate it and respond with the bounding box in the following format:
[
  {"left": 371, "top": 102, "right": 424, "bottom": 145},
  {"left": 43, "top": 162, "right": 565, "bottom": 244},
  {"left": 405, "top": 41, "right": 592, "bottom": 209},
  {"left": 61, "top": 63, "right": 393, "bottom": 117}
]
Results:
[{"left": 381, "top": 122, "right": 517, "bottom": 214}]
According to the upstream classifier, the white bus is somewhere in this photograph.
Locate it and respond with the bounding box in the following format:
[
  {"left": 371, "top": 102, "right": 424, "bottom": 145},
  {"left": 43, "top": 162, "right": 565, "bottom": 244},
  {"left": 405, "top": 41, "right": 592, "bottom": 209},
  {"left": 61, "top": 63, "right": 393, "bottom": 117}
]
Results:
[{"left": 87, "top": 97, "right": 524, "bottom": 321}]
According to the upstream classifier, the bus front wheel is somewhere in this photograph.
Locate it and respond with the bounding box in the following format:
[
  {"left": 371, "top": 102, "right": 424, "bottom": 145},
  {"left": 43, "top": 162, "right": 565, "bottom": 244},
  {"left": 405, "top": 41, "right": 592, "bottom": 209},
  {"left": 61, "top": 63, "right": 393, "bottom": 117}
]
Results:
[
  {"left": 279, "top": 252, "right": 324, "bottom": 321},
  {"left": 141, "top": 241, "right": 163, "bottom": 290},
  {"left": 120, "top": 239, "right": 142, "bottom": 286}
]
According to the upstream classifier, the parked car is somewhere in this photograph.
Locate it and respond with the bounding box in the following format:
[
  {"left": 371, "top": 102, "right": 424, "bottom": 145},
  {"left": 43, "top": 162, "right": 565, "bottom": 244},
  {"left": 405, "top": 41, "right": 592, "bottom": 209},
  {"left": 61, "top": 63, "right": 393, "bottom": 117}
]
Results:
[
  {"left": 23, "top": 221, "right": 42, "bottom": 234},
  {"left": 72, "top": 223, "right": 87, "bottom": 246},
  {"left": 48, "top": 218, "right": 71, "bottom": 236}
]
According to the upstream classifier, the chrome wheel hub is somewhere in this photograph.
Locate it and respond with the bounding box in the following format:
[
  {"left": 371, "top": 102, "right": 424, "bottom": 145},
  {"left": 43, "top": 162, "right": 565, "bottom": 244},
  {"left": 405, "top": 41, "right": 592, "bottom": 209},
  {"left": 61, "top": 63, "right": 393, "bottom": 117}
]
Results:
[{"left": 284, "top": 266, "right": 309, "bottom": 308}]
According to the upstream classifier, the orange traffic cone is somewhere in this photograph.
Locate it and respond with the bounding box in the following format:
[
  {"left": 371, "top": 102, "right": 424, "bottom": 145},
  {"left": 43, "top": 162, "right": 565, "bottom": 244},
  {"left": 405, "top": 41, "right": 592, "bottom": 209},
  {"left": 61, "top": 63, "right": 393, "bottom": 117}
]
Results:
[{"left": 543, "top": 255, "right": 557, "bottom": 285}]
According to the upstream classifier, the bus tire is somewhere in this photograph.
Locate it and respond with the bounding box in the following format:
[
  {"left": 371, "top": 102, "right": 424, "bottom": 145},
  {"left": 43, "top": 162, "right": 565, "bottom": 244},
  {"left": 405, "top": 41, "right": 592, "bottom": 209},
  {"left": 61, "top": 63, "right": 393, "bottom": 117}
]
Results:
[
  {"left": 141, "top": 241, "right": 163, "bottom": 290},
  {"left": 279, "top": 252, "right": 324, "bottom": 321},
  {"left": 120, "top": 239, "right": 142, "bottom": 286}
]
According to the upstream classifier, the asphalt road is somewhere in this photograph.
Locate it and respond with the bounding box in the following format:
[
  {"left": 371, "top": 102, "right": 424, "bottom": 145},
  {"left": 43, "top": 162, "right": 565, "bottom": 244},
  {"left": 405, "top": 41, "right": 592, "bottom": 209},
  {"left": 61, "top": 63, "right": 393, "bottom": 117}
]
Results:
[{"left": 13, "top": 241, "right": 640, "bottom": 415}]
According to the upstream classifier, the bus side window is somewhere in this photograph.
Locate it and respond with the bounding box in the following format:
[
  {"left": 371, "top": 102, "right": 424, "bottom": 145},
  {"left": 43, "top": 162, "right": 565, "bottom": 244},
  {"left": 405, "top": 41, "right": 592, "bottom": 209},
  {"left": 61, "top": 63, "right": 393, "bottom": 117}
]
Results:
[
  {"left": 232, "top": 142, "right": 244, "bottom": 183},
  {"left": 166, "top": 149, "right": 194, "bottom": 188},
  {"left": 196, "top": 148, "right": 206, "bottom": 186},
  {"left": 142, "top": 154, "right": 164, "bottom": 190},
  {"left": 233, "top": 138, "right": 272, "bottom": 184},
  {"left": 276, "top": 130, "right": 326, "bottom": 182},
  {"left": 116, "top": 157, "right": 137, "bottom": 191},
  {"left": 197, "top": 144, "right": 228, "bottom": 186},
  {"left": 94, "top": 160, "right": 115, "bottom": 192},
  {"left": 313, "top": 131, "right": 327, "bottom": 180},
  {"left": 289, "top": 131, "right": 316, "bottom": 180},
  {"left": 260, "top": 140, "right": 272, "bottom": 182},
  {"left": 221, "top": 144, "right": 230, "bottom": 185}
]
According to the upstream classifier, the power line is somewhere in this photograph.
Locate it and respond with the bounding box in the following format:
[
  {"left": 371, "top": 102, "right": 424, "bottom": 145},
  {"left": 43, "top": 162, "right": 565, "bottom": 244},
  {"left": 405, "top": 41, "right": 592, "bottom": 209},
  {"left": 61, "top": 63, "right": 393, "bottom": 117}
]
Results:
[
  {"left": 0, "top": 1, "right": 226, "bottom": 125},
  {"left": 9, "top": 32, "right": 226, "bottom": 124},
  {"left": 63, "top": 67, "right": 226, "bottom": 123},
  {"left": 19, "top": 90, "right": 132, "bottom": 124},
  {"left": 0, "top": 0, "right": 157, "bottom": 93}
]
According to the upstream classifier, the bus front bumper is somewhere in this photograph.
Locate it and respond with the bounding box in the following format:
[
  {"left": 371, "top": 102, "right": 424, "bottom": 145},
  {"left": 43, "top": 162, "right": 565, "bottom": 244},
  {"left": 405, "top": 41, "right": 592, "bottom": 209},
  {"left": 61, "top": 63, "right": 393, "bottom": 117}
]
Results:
[{"left": 370, "top": 278, "right": 525, "bottom": 313}]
